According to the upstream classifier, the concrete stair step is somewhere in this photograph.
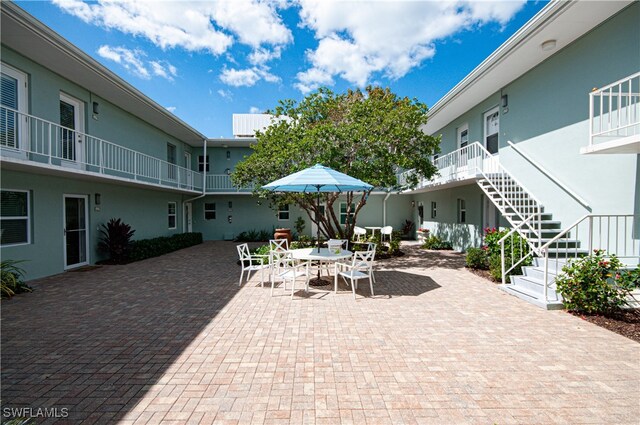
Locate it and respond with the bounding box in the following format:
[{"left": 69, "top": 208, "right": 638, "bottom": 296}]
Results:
[
  {"left": 499, "top": 283, "right": 564, "bottom": 310},
  {"left": 509, "top": 275, "right": 558, "bottom": 298}
]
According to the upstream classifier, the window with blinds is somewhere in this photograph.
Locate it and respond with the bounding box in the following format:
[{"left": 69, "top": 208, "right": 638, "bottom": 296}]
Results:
[
  {"left": 1, "top": 72, "right": 19, "bottom": 148},
  {"left": 0, "top": 190, "right": 30, "bottom": 246}
]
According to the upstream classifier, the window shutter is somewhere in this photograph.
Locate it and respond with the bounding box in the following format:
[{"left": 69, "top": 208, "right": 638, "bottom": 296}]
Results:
[{"left": 1, "top": 73, "right": 18, "bottom": 109}]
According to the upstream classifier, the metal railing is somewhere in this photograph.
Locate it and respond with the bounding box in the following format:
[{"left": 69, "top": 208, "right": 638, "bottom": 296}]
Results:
[
  {"left": 540, "top": 214, "right": 639, "bottom": 302},
  {"left": 399, "top": 141, "right": 543, "bottom": 245},
  {"left": 589, "top": 72, "right": 640, "bottom": 146},
  {"left": 0, "top": 106, "right": 202, "bottom": 191},
  {"left": 205, "top": 174, "right": 253, "bottom": 192}
]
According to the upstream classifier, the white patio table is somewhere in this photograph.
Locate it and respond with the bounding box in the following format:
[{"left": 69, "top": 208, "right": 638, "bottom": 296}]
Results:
[
  {"left": 289, "top": 248, "right": 353, "bottom": 285},
  {"left": 365, "top": 226, "right": 382, "bottom": 236}
]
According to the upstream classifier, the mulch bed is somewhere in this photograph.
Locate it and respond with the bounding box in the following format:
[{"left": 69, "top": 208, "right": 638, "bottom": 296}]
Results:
[
  {"left": 571, "top": 310, "right": 640, "bottom": 343},
  {"left": 467, "top": 267, "right": 497, "bottom": 283}
]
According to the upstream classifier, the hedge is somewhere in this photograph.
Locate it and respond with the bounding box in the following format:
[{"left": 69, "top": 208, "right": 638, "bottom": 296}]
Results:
[{"left": 129, "top": 232, "right": 203, "bottom": 262}]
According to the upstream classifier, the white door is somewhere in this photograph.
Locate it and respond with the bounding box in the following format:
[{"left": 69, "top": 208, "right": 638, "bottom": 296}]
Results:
[
  {"left": 483, "top": 195, "right": 499, "bottom": 232},
  {"left": 59, "top": 93, "right": 85, "bottom": 168},
  {"left": 64, "top": 195, "right": 89, "bottom": 269},
  {"left": 483, "top": 107, "right": 499, "bottom": 155},
  {"left": 184, "top": 202, "right": 193, "bottom": 233},
  {"left": 184, "top": 152, "right": 192, "bottom": 189}
]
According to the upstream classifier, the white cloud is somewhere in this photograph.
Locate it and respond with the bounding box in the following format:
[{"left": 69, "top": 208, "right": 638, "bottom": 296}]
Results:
[
  {"left": 249, "top": 106, "right": 261, "bottom": 114},
  {"left": 295, "top": 0, "right": 526, "bottom": 91},
  {"left": 220, "top": 66, "right": 280, "bottom": 87},
  {"left": 217, "top": 89, "right": 233, "bottom": 100},
  {"left": 150, "top": 60, "right": 178, "bottom": 81},
  {"left": 166, "top": 106, "right": 177, "bottom": 112},
  {"left": 53, "top": 0, "right": 291, "bottom": 59},
  {"left": 97, "top": 45, "right": 150, "bottom": 79}
]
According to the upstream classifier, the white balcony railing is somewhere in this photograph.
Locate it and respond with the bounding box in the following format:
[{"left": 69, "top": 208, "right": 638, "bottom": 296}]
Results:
[
  {"left": 0, "top": 106, "right": 202, "bottom": 192},
  {"left": 206, "top": 174, "right": 253, "bottom": 192},
  {"left": 589, "top": 72, "right": 640, "bottom": 147}
]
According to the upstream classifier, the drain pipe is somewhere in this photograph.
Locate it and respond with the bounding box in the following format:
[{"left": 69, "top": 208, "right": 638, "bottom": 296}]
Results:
[{"left": 382, "top": 191, "right": 392, "bottom": 226}]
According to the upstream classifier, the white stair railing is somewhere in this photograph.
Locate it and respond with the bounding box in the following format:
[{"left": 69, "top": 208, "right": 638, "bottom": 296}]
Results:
[
  {"left": 399, "top": 141, "right": 543, "bottom": 245},
  {"left": 540, "top": 214, "right": 639, "bottom": 303},
  {"left": 589, "top": 72, "right": 640, "bottom": 146},
  {"left": 0, "top": 106, "right": 202, "bottom": 191}
]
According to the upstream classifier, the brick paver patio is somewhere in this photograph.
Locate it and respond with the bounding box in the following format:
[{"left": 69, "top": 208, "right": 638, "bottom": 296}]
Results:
[{"left": 2, "top": 241, "right": 639, "bottom": 424}]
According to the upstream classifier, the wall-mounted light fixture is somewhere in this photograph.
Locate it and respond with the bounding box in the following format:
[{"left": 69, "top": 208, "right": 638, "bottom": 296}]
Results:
[
  {"left": 225, "top": 168, "right": 231, "bottom": 175},
  {"left": 226, "top": 150, "right": 231, "bottom": 160},
  {"left": 501, "top": 94, "right": 508, "bottom": 108},
  {"left": 411, "top": 200, "right": 416, "bottom": 208},
  {"left": 92, "top": 101, "right": 99, "bottom": 115},
  {"left": 228, "top": 201, "right": 233, "bottom": 210},
  {"left": 540, "top": 39, "right": 557, "bottom": 52},
  {"left": 227, "top": 215, "right": 232, "bottom": 223},
  {"left": 94, "top": 193, "right": 101, "bottom": 205}
]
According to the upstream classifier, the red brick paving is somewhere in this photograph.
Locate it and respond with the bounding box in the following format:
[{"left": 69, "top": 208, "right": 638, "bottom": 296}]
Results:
[{"left": 1, "top": 241, "right": 638, "bottom": 424}]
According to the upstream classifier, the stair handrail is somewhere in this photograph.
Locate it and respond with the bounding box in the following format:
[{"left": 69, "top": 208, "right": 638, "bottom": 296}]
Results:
[
  {"left": 499, "top": 212, "right": 541, "bottom": 285},
  {"left": 540, "top": 213, "right": 639, "bottom": 304},
  {"left": 506, "top": 141, "right": 590, "bottom": 210}
]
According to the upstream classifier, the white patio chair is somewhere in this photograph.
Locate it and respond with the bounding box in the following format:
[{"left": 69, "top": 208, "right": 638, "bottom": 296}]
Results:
[
  {"left": 269, "top": 238, "right": 289, "bottom": 252},
  {"left": 353, "top": 226, "right": 366, "bottom": 241},
  {"left": 270, "top": 252, "right": 311, "bottom": 298},
  {"left": 335, "top": 250, "right": 376, "bottom": 299},
  {"left": 322, "top": 238, "right": 349, "bottom": 276},
  {"left": 268, "top": 239, "right": 290, "bottom": 289},
  {"left": 365, "top": 243, "right": 377, "bottom": 283},
  {"left": 236, "top": 243, "right": 268, "bottom": 287},
  {"left": 380, "top": 226, "right": 393, "bottom": 243}
]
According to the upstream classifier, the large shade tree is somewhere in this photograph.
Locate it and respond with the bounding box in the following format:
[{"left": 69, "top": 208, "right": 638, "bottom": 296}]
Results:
[{"left": 232, "top": 86, "right": 440, "bottom": 240}]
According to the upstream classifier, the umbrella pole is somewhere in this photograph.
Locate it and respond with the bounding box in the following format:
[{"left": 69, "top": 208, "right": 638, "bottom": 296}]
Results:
[{"left": 317, "top": 188, "right": 321, "bottom": 253}]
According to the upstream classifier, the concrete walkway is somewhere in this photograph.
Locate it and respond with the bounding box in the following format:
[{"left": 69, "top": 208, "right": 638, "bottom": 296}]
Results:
[{"left": 2, "top": 241, "right": 638, "bottom": 424}]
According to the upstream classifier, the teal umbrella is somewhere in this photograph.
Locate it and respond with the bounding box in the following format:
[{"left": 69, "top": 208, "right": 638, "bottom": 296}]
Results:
[{"left": 263, "top": 164, "right": 372, "bottom": 252}]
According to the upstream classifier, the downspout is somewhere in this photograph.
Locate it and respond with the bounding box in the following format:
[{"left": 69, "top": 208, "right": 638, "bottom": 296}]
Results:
[
  {"left": 183, "top": 139, "right": 208, "bottom": 230},
  {"left": 382, "top": 192, "right": 392, "bottom": 226}
]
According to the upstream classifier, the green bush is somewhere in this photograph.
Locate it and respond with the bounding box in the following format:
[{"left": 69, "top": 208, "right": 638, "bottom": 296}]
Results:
[
  {"left": 129, "top": 232, "right": 203, "bottom": 262},
  {"left": 465, "top": 247, "right": 489, "bottom": 270},
  {"left": 235, "top": 229, "right": 272, "bottom": 242},
  {"left": 422, "top": 235, "right": 453, "bottom": 250},
  {"left": 98, "top": 218, "right": 136, "bottom": 263},
  {"left": 1, "top": 260, "right": 32, "bottom": 299},
  {"left": 555, "top": 250, "right": 636, "bottom": 314},
  {"left": 483, "top": 227, "right": 532, "bottom": 282}
]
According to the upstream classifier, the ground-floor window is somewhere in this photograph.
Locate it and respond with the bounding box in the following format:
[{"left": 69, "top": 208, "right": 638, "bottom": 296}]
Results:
[
  {"left": 278, "top": 204, "right": 290, "bottom": 221},
  {"left": 204, "top": 202, "right": 216, "bottom": 220},
  {"left": 430, "top": 201, "right": 437, "bottom": 219},
  {"left": 457, "top": 198, "right": 466, "bottom": 223},
  {"left": 0, "top": 189, "right": 30, "bottom": 246},
  {"left": 340, "top": 202, "right": 355, "bottom": 225},
  {"left": 168, "top": 202, "right": 177, "bottom": 229}
]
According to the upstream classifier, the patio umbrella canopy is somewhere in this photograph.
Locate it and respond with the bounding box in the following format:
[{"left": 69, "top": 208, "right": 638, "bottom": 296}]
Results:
[{"left": 262, "top": 164, "right": 373, "bottom": 251}]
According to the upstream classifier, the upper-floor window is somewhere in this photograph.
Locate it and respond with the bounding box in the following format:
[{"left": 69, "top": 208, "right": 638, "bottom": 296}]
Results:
[
  {"left": 278, "top": 204, "right": 289, "bottom": 221},
  {"left": 167, "top": 143, "right": 177, "bottom": 180},
  {"left": 340, "top": 202, "right": 355, "bottom": 225},
  {"left": 198, "top": 155, "right": 209, "bottom": 172},
  {"left": 1, "top": 62, "right": 28, "bottom": 150},
  {"left": 1, "top": 189, "right": 30, "bottom": 246},
  {"left": 457, "top": 123, "right": 469, "bottom": 149}
]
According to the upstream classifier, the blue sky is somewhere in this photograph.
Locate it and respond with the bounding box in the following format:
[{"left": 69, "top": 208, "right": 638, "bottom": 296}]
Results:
[{"left": 18, "top": 1, "right": 547, "bottom": 138}]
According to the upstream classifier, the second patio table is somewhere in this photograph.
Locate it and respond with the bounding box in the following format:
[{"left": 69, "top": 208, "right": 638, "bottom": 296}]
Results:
[{"left": 289, "top": 248, "right": 353, "bottom": 286}]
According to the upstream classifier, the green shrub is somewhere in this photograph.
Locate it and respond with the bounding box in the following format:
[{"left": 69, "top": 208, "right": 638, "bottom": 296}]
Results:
[
  {"left": 129, "top": 232, "right": 203, "bottom": 261},
  {"left": 388, "top": 234, "right": 401, "bottom": 254},
  {"left": 422, "top": 235, "right": 452, "bottom": 250},
  {"left": 483, "top": 227, "right": 532, "bottom": 281},
  {"left": 1, "top": 260, "right": 32, "bottom": 299},
  {"left": 235, "top": 229, "right": 272, "bottom": 242},
  {"left": 466, "top": 247, "right": 489, "bottom": 270},
  {"left": 98, "top": 218, "right": 136, "bottom": 263},
  {"left": 555, "top": 250, "right": 636, "bottom": 314},
  {"left": 617, "top": 267, "right": 640, "bottom": 288}
]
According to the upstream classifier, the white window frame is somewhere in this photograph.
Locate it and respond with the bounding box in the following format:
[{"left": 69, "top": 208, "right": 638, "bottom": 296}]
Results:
[
  {"left": 430, "top": 201, "right": 437, "bottom": 219},
  {"left": 340, "top": 202, "right": 355, "bottom": 225},
  {"left": 457, "top": 198, "right": 467, "bottom": 224},
  {"left": 278, "top": 203, "right": 290, "bottom": 221},
  {"left": 0, "top": 189, "right": 31, "bottom": 247},
  {"left": 168, "top": 202, "right": 177, "bottom": 229},
  {"left": 457, "top": 123, "right": 469, "bottom": 149},
  {"left": 204, "top": 202, "right": 216, "bottom": 220},
  {"left": 1, "top": 62, "right": 29, "bottom": 154}
]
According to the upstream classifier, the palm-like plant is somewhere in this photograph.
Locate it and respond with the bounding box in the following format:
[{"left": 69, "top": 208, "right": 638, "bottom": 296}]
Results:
[
  {"left": 1, "top": 259, "right": 31, "bottom": 298},
  {"left": 98, "top": 218, "right": 136, "bottom": 263}
]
